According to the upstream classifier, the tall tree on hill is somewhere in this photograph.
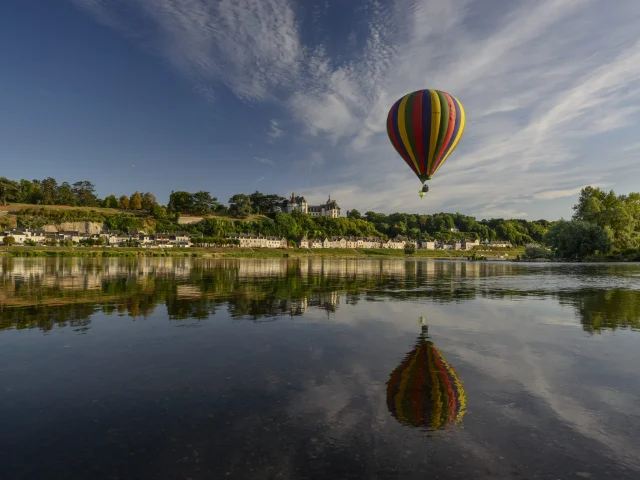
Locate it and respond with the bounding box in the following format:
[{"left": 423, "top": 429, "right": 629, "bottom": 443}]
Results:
[
  {"left": 192, "top": 191, "right": 219, "bottom": 215},
  {"left": 0, "top": 177, "right": 19, "bottom": 205},
  {"left": 57, "top": 182, "right": 77, "bottom": 206},
  {"left": 103, "top": 195, "right": 119, "bottom": 209},
  {"left": 17, "top": 179, "right": 37, "bottom": 204},
  {"left": 72, "top": 181, "right": 98, "bottom": 207},
  {"left": 346, "top": 209, "right": 361, "bottom": 219},
  {"left": 167, "top": 191, "right": 194, "bottom": 213},
  {"left": 228, "top": 194, "right": 252, "bottom": 218},
  {"left": 39, "top": 177, "right": 58, "bottom": 205},
  {"left": 248, "top": 191, "right": 285, "bottom": 216},
  {"left": 118, "top": 195, "right": 130, "bottom": 210},
  {"left": 141, "top": 192, "right": 157, "bottom": 211},
  {"left": 130, "top": 191, "right": 143, "bottom": 210}
]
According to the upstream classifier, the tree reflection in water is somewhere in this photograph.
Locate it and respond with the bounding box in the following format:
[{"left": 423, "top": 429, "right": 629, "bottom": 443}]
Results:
[{"left": 1, "top": 257, "right": 639, "bottom": 334}]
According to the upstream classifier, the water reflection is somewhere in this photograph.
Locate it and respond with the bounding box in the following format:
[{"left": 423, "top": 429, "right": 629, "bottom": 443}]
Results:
[
  {"left": 2, "top": 258, "right": 640, "bottom": 479},
  {"left": 2, "top": 257, "right": 640, "bottom": 334},
  {"left": 387, "top": 317, "right": 466, "bottom": 431}
]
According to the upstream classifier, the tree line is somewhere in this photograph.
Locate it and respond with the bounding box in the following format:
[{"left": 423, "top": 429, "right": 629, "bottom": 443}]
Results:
[
  {"left": 1, "top": 259, "right": 637, "bottom": 334},
  {"left": 4, "top": 176, "right": 639, "bottom": 256},
  {"left": 1, "top": 175, "right": 553, "bottom": 244},
  {"left": 533, "top": 186, "right": 640, "bottom": 260}
]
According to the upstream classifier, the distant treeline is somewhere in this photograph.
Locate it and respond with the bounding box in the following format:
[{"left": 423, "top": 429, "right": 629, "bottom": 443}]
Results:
[
  {"left": 0, "top": 175, "right": 553, "bottom": 245},
  {"left": 1, "top": 259, "right": 637, "bottom": 334}
]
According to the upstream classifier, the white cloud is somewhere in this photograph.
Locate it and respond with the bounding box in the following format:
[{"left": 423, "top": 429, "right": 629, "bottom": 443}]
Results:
[
  {"left": 533, "top": 185, "right": 607, "bottom": 201},
  {"left": 255, "top": 157, "right": 274, "bottom": 165},
  {"left": 267, "top": 119, "right": 284, "bottom": 140},
  {"left": 72, "top": 0, "right": 640, "bottom": 218},
  {"left": 73, "top": 0, "right": 302, "bottom": 101}
]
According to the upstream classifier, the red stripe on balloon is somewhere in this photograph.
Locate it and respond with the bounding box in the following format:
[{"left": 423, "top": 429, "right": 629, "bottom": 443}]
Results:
[
  {"left": 433, "top": 92, "right": 456, "bottom": 171},
  {"left": 388, "top": 101, "right": 418, "bottom": 175},
  {"left": 412, "top": 90, "right": 425, "bottom": 175}
]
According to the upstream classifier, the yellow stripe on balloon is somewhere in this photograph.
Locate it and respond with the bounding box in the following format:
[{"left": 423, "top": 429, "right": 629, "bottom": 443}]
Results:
[
  {"left": 398, "top": 95, "right": 421, "bottom": 172},
  {"left": 438, "top": 354, "right": 467, "bottom": 424},
  {"left": 394, "top": 349, "right": 421, "bottom": 425},
  {"left": 428, "top": 90, "right": 441, "bottom": 173},
  {"left": 427, "top": 345, "right": 443, "bottom": 429},
  {"left": 434, "top": 97, "right": 466, "bottom": 175}
]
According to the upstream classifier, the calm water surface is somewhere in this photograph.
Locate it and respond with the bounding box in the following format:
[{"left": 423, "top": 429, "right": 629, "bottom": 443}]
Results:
[{"left": 1, "top": 257, "right": 640, "bottom": 479}]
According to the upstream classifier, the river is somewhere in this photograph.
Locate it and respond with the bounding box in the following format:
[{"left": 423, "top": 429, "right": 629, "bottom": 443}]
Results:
[{"left": 1, "top": 257, "right": 639, "bottom": 479}]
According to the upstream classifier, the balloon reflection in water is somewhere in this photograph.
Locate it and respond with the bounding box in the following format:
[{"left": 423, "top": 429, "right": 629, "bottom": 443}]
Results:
[{"left": 386, "top": 318, "right": 466, "bottom": 430}]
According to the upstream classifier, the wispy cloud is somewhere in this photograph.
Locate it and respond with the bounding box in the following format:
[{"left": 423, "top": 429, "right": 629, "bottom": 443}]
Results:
[
  {"left": 72, "top": 0, "right": 640, "bottom": 218},
  {"left": 255, "top": 157, "right": 274, "bottom": 165},
  {"left": 267, "top": 119, "right": 284, "bottom": 141},
  {"left": 533, "top": 185, "right": 605, "bottom": 201}
]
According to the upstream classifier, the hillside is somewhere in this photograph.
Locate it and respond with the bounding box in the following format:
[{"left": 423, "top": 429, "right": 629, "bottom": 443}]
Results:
[{"left": 0, "top": 204, "right": 269, "bottom": 234}]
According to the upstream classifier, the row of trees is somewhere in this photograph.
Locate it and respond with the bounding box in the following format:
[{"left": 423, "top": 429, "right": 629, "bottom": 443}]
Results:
[
  {"left": 166, "top": 190, "right": 286, "bottom": 218},
  {"left": 0, "top": 176, "right": 161, "bottom": 214},
  {"left": 4, "top": 176, "right": 640, "bottom": 258},
  {"left": 0, "top": 177, "right": 100, "bottom": 207},
  {"left": 535, "top": 187, "right": 640, "bottom": 260},
  {"left": 347, "top": 210, "right": 549, "bottom": 244}
]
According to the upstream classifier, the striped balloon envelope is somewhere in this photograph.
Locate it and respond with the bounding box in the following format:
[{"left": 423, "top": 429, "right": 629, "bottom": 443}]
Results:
[
  {"left": 386, "top": 89, "right": 466, "bottom": 192},
  {"left": 386, "top": 326, "right": 467, "bottom": 430}
]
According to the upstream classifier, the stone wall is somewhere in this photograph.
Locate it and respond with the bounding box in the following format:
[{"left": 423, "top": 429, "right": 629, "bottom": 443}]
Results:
[{"left": 42, "top": 222, "right": 105, "bottom": 234}]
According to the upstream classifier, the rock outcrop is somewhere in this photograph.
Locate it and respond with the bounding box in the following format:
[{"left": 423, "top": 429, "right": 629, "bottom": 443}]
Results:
[{"left": 42, "top": 222, "right": 105, "bottom": 234}]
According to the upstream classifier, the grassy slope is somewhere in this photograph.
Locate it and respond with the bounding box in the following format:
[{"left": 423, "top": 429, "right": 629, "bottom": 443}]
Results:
[
  {"left": 0, "top": 203, "right": 123, "bottom": 214},
  {"left": 1, "top": 204, "right": 264, "bottom": 222}
]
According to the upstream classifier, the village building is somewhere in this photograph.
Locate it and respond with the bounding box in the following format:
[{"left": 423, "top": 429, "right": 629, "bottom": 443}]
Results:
[
  {"left": 419, "top": 240, "right": 436, "bottom": 250},
  {"left": 463, "top": 239, "right": 480, "bottom": 250},
  {"left": 226, "top": 234, "right": 287, "bottom": 249}
]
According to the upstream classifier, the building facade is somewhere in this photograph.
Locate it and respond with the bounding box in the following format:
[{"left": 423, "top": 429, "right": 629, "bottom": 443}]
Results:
[{"left": 285, "top": 193, "right": 341, "bottom": 218}]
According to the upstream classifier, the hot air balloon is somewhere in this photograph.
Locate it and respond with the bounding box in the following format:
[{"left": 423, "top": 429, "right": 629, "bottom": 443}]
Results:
[
  {"left": 386, "top": 320, "right": 466, "bottom": 430},
  {"left": 386, "top": 89, "right": 466, "bottom": 198}
]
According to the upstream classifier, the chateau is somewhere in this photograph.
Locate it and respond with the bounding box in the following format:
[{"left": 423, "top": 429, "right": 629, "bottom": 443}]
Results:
[{"left": 285, "top": 193, "right": 341, "bottom": 218}]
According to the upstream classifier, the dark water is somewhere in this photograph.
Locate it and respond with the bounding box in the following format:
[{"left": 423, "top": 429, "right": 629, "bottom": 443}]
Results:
[{"left": 1, "top": 257, "right": 640, "bottom": 479}]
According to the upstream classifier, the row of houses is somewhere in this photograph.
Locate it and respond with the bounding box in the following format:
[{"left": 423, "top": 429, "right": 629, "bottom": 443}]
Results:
[
  {"left": 1, "top": 228, "right": 514, "bottom": 250},
  {"left": 297, "top": 236, "right": 410, "bottom": 250},
  {"left": 0, "top": 228, "right": 192, "bottom": 248},
  {"left": 419, "top": 239, "right": 513, "bottom": 250}
]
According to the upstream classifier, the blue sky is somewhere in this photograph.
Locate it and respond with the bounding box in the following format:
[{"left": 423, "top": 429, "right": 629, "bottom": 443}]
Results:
[{"left": 1, "top": 0, "right": 640, "bottom": 219}]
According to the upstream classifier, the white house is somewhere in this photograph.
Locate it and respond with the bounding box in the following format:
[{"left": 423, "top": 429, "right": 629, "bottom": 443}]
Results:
[
  {"left": 420, "top": 240, "right": 436, "bottom": 250},
  {"left": 463, "top": 239, "right": 480, "bottom": 250},
  {"left": 298, "top": 237, "right": 310, "bottom": 249}
]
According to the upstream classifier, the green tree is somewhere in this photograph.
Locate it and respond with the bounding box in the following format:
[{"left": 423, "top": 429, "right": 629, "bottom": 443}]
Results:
[
  {"left": 347, "top": 209, "right": 362, "bottom": 219},
  {"left": 404, "top": 242, "right": 416, "bottom": 255},
  {"left": 118, "top": 195, "right": 130, "bottom": 210},
  {"left": 141, "top": 192, "right": 157, "bottom": 211},
  {"left": 544, "top": 220, "right": 611, "bottom": 260},
  {"left": 573, "top": 187, "right": 640, "bottom": 251},
  {"left": 249, "top": 191, "right": 285, "bottom": 216},
  {"left": 408, "top": 227, "right": 421, "bottom": 240},
  {"left": 0, "top": 177, "right": 19, "bottom": 205},
  {"left": 130, "top": 191, "right": 143, "bottom": 210},
  {"left": 192, "top": 191, "right": 219, "bottom": 215},
  {"left": 18, "top": 179, "right": 37, "bottom": 203},
  {"left": 229, "top": 194, "right": 252, "bottom": 218},
  {"left": 2, "top": 236, "right": 15, "bottom": 246},
  {"left": 56, "top": 182, "right": 77, "bottom": 206},
  {"left": 104, "top": 195, "right": 119, "bottom": 209},
  {"left": 72, "top": 181, "right": 98, "bottom": 207},
  {"left": 40, "top": 177, "right": 58, "bottom": 205},
  {"left": 168, "top": 191, "right": 195, "bottom": 214},
  {"left": 523, "top": 245, "right": 552, "bottom": 259}
]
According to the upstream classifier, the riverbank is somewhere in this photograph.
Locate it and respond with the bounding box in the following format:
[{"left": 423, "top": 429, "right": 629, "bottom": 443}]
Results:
[{"left": 0, "top": 246, "right": 524, "bottom": 259}]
